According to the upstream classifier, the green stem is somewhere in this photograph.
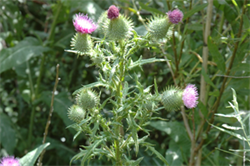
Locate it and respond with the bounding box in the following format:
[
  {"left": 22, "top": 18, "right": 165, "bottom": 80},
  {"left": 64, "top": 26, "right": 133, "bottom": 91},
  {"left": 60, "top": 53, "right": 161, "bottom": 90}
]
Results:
[{"left": 113, "top": 40, "right": 126, "bottom": 165}]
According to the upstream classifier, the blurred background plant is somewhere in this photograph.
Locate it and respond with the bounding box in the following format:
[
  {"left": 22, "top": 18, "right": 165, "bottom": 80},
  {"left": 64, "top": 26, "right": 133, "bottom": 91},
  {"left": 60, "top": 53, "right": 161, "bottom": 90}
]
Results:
[{"left": 0, "top": 0, "right": 249, "bottom": 165}]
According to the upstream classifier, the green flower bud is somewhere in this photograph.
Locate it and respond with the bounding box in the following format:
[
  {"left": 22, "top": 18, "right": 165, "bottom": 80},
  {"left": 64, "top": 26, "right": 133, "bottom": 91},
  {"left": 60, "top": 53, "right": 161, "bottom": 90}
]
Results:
[
  {"left": 161, "top": 87, "right": 183, "bottom": 111},
  {"left": 71, "top": 33, "right": 93, "bottom": 55},
  {"left": 77, "top": 89, "right": 99, "bottom": 110},
  {"left": 148, "top": 15, "right": 171, "bottom": 40},
  {"left": 104, "top": 15, "right": 134, "bottom": 41},
  {"left": 68, "top": 105, "right": 86, "bottom": 123}
]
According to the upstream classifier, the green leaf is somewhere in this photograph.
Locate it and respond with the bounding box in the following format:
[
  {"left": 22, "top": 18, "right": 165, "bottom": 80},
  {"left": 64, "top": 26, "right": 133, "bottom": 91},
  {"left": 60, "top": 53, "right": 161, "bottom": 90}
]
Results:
[
  {"left": 0, "top": 113, "right": 16, "bottom": 154},
  {"left": 183, "top": 3, "right": 208, "bottom": 20},
  {"left": 73, "top": 81, "right": 108, "bottom": 95},
  {"left": 124, "top": 156, "right": 144, "bottom": 166},
  {"left": 127, "top": 114, "right": 139, "bottom": 155},
  {"left": 198, "top": 102, "right": 208, "bottom": 117},
  {"left": 41, "top": 91, "right": 72, "bottom": 127},
  {"left": 211, "top": 124, "right": 246, "bottom": 141},
  {"left": 207, "top": 36, "right": 225, "bottom": 72},
  {"left": 146, "top": 146, "right": 169, "bottom": 166},
  {"left": 231, "top": 63, "right": 250, "bottom": 72},
  {"left": 216, "top": 148, "right": 250, "bottom": 162},
  {"left": 71, "top": 139, "right": 103, "bottom": 165},
  {"left": 138, "top": 2, "right": 164, "bottom": 14},
  {"left": 62, "top": 0, "right": 103, "bottom": 19},
  {"left": 0, "top": 37, "right": 49, "bottom": 73},
  {"left": 201, "top": 67, "right": 216, "bottom": 89},
  {"left": 129, "top": 56, "right": 165, "bottom": 70},
  {"left": 19, "top": 143, "right": 50, "bottom": 166},
  {"left": 165, "top": 140, "right": 183, "bottom": 166}
]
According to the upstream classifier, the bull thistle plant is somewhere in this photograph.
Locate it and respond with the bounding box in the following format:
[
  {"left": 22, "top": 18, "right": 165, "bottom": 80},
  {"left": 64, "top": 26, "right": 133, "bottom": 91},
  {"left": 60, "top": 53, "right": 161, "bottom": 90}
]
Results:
[{"left": 66, "top": 5, "right": 197, "bottom": 165}]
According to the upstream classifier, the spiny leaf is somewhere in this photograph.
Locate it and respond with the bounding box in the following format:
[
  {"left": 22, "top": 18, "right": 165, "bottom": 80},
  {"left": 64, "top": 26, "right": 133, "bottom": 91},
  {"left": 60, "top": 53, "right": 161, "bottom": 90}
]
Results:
[
  {"left": 73, "top": 81, "right": 108, "bottom": 95},
  {"left": 128, "top": 56, "right": 165, "bottom": 69}
]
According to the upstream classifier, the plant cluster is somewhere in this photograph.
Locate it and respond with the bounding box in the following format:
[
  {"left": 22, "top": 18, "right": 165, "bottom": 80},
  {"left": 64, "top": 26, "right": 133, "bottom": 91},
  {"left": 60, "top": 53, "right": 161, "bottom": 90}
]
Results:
[{"left": 64, "top": 4, "right": 200, "bottom": 165}]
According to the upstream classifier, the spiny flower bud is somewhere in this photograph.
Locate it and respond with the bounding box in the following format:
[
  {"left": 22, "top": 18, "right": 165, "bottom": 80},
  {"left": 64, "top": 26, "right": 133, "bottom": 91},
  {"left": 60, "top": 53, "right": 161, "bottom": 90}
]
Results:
[
  {"left": 148, "top": 15, "right": 171, "bottom": 40},
  {"left": 182, "top": 84, "right": 199, "bottom": 109},
  {"left": 104, "top": 5, "right": 133, "bottom": 41},
  {"left": 107, "top": 5, "right": 119, "bottom": 19},
  {"left": 71, "top": 33, "right": 93, "bottom": 55},
  {"left": 167, "top": 9, "right": 183, "bottom": 24},
  {"left": 161, "top": 87, "right": 183, "bottom": 111},
  {"left": 68, "top": 105, "right": 86, "bottom": 123},
  {"left": 76, "top": 89, "right": 99, "bottom": 110}
]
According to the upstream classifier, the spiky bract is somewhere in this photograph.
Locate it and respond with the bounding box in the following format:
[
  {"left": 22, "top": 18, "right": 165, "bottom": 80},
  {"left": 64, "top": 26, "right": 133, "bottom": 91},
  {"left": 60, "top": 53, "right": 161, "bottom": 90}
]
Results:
[
  {"left": 104, "top": 15, "right": 133, "bottom": 41},
  {"left": 148, "top": 15, "right": 171, "bottom": 40},
  {"left": 161, "top": 87, "right": 183, "bottom": 111},
  {"left": 71, "top": 33, "right": 93, "bottom": 55},
  {"left": 77, "top": 89, "right": 99, "bottom": 110},
  {"left": 68, "top": 105, "right": 86, "bottom": 123}
]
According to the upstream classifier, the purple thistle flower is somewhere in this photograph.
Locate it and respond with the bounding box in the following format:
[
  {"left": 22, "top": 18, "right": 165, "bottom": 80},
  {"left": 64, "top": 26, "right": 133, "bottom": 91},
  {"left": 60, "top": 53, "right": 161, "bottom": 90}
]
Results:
[
  {"left": 107, "top": 5, "right": 119, "bottom": 19},
  {"left": 0, "top": 156, "right": 20, "bottom": 166},
  {"left": 182, "top": 84, "right": 199, "bottom": 109},
  {"left": 167, "top": 9, "right": 183, "bottom": 24},
  {"left": 73, "top": 13, "right": 97, "bottom": 34}
]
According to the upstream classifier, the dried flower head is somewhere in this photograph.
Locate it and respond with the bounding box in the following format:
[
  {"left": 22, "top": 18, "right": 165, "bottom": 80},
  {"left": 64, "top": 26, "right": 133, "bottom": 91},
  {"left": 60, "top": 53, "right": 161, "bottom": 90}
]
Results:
[
  {"left": 182, "top": 84, "right": 199, "bottom": 109},
  {"left": 107, "top": 5, "right": 119, "bottom": 19},
  {"left": 167, "top": 9, "right": 183, "bottom": 24},
  {"left": 0, "top": 156, "right": 20, "bottom": 166},
  {"left": 73, "top": 13, "right": 97, "bottom": 34}
]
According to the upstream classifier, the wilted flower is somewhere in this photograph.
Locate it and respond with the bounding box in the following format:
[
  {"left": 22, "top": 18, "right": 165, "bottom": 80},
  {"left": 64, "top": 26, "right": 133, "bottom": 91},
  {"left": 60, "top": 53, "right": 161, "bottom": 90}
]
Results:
[
  {"left": 182, "top": 84, "right": 199, "bottom": 109},
  {"left": 107, "top": 5, "right": 119, "bottom": 19},
  {"left": 73, "top": 13, "right": 97, "bottom": 34},
  {"left": 0, "top": 156, "right": 20, "bottom": 166},
  {"left": 167, "top": 9, "right": 183, "bottom": 24}
]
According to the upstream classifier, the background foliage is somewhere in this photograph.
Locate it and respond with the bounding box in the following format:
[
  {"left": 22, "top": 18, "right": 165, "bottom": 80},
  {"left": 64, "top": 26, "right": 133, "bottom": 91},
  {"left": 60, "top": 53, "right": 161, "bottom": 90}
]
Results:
[{"left": 0, "top": 0, "right": 249, "bottom": 165}]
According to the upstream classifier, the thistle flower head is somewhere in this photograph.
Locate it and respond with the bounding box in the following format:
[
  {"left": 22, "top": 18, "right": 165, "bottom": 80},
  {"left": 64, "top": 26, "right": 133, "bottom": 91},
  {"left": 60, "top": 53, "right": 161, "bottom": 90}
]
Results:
[
  {"left": 107, "top": 5, "right": 119, "bottom": 19},
  {"left": 73, "top": 13, "right": 97, "bottom": 34},
  {"left": 167, "top": 9, "right": 183, "bottom": 24},
  {"left": 0, "top": 156, "right": 20, "bottom": 166},
  {"left": 182, "top": 84, "right": 199, "bottom": 109}
]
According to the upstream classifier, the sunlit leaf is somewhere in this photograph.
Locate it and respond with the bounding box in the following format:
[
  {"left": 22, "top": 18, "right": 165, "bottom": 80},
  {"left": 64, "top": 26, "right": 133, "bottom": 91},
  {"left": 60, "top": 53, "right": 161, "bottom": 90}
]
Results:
[{"left": 19, "top": 143, "right": 50, "bottom": 166}]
